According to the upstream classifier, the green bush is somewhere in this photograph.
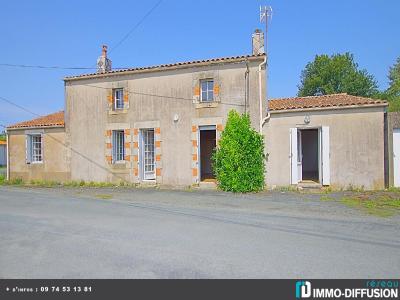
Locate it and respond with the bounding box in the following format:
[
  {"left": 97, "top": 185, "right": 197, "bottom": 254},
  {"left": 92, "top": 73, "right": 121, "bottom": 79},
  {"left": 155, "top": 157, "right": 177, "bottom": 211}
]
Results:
[{"left": 212, "top": 110, "right": 266, "bottom": 193}]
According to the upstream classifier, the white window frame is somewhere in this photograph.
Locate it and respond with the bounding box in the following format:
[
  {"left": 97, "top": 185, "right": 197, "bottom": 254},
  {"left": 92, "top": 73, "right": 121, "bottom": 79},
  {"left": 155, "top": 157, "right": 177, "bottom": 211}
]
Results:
[
  {"left": 113, "top": 88, "right": 124, "bottom": 110},
  {"left": 200, "top": 79, "right": 214, "bottom": 102},
  {"left": 140, "top": 129, "right": 156, "bottom": 181},
  {"left": 112, "top": 130, "right": 125, "bottom": 163},
  {"left": 27, "top": 134, "right": 43, "bottom": 164}
]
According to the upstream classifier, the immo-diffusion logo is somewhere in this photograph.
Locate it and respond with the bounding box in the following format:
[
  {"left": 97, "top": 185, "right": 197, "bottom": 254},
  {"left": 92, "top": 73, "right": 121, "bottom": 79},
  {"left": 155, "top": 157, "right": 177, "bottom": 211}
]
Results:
[
  {"left": 296, "top": 281, "right": 312, "bottom": 298},
  {"left": 295, "top": 280, "right": 399, "bottom": 299}
]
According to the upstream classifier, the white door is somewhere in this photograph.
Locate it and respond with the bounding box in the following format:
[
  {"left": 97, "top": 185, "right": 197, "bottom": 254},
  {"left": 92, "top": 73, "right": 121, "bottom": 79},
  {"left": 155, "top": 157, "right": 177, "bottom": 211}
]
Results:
[
  {"left": 297, "top": 130, "right": 303, "bottom": 182},
  {"left": 141, "top": 129, "right": 155, "bottom": 180},
  {"left": 321, "top": 126, "right": 330, "bottom": 186},
  {"left": 290, "top": 128, "right": 298, "bottom": 184},
  {"left": 394, "top": 129, "right": 400, "bottom": 187}
]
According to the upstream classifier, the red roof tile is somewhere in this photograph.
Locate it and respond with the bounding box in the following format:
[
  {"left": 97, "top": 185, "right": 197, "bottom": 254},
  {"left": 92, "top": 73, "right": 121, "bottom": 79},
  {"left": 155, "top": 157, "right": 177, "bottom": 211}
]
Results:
[
  {"left": 64, "top": 53, "right": 266, "bottom": 80},
  {"left": 269, "top": 93, "right": 387, "bottom": 111},
  {"left": 0, "top": 140, "right": 6, "bottom": 145},
  {"left": 7, "top": 111, "right": 65, "bottom": 129}
]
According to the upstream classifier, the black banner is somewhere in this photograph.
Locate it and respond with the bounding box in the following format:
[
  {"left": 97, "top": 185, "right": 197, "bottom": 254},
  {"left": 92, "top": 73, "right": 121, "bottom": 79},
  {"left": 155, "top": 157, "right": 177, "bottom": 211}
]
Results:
[{"left": 0, "top": 279, "right": 398, "bottom": 300}]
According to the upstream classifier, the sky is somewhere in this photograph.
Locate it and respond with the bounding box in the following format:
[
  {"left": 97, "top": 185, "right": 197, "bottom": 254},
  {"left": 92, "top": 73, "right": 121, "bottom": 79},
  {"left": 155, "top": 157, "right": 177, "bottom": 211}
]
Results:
[{"left": 0, "top": 0, "right": 399, "bottom": 127}]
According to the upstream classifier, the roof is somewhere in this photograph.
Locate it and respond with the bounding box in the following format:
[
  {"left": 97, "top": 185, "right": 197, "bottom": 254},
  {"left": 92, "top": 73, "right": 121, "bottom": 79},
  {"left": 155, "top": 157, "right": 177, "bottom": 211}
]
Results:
[
  {"left": 0, "top": 140, "right": 6, "bottom": 145},
  {"left": 269, "top": 93, "right": 387, "bottom": 112},
  {"left": 7, "top": 111, "right": 65, "bottom": 130},
  {"left": 64, "top": 53, "right": 266, "bottom": 81}
]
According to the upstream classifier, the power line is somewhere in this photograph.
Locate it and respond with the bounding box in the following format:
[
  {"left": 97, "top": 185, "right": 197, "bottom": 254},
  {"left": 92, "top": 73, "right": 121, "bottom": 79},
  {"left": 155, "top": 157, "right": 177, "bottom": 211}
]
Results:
[
  {"left": 0, "top": 63, "right": 130, "bottom": 70},
  {"left": 0, "top": 96, "right": 129, "bottom": 182},
  {"left": 0, "top": 96, "right": 41, "bottom": 117},
  {"left": 109, "top": 0, "right": 163, "bottom": 54},
  {"left": 81, "top": 83, "right": 245, "bottom": 107}
]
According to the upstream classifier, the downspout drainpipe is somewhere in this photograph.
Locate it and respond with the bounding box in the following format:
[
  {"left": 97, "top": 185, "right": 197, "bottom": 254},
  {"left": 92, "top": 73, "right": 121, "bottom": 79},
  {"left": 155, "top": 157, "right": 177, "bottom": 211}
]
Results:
[
  {"left": 258, "top": 55, "right": 267, "bottom": 133},
  {"left": 6, "top": 129, "right": 10, "bottom": 181}
]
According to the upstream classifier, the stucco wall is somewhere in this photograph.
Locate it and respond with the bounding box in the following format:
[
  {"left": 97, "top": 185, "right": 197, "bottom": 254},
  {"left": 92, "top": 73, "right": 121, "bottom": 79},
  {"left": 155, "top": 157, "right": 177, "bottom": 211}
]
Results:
[
  {"left": 387, "top": 112, "right": 400, "bottom": 187},
  {"left": 8, "top": 127, "right": 70, "bottom": 182},
  {"left": 264, "top": 106, "right": 386, "bottom": 190},
  {"left": 65, "top": 59, "right": 265, "bottom": 186}
]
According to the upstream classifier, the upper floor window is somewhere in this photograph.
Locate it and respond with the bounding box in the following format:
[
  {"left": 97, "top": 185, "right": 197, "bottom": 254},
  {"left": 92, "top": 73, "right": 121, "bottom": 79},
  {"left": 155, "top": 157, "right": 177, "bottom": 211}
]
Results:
[
  {"left": 112, "top": 130, "right": 125, "bottom": 163},
  {"left": 200, "top": 79, "right": 214, "bottom": 102},
  {"left": 27, "top": 134, "right": 42, "bottom": 163},
  {"left": 113, "top": 88, "right": 124, "bottom": 110}
]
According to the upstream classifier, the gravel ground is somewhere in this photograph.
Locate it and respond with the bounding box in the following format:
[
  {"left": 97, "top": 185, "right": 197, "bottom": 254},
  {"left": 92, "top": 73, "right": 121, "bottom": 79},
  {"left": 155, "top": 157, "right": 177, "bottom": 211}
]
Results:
[{"left": 0, "top": 186, "right": 399, "bottom": 278}]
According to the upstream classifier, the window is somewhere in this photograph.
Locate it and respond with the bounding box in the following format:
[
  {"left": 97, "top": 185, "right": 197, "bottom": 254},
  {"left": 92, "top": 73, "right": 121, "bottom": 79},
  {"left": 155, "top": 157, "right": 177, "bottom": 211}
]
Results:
[
  {"left": 141, "top": 129, "right": 155, "bottom": 180},
  {"left": 113, "top": 88, "right": 124, "bottom": 110},
  {"left": 112, "top": 130, "right": 125, "bottom": 163},
  {"left": 27, "top": 134, "right": 42, "bottom": 163},
  {"left": 200, "top": 79, "right": 214, "bottom": 102}
]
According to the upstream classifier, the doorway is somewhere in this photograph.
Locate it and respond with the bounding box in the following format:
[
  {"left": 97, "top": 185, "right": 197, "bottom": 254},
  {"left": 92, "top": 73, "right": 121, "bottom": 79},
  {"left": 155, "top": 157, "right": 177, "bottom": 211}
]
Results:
[
  {"left": 140, "top": 129, "right": 155, "bottom": 181},
  {"left": 199, "top": 126, "right": 216, "bottom": 182},
  {"left": 298, "top": 129, "right": 319, "bottom": 182}
]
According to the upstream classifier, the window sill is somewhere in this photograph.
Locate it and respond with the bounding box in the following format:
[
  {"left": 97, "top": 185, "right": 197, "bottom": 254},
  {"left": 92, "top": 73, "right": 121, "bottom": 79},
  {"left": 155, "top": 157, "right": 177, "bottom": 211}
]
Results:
[
  {"left": 110, "top": 162, "right": 127, "bottom": 169},
  {"left": 195, "top": 102, "right": 218, "bottom": 109},
  {"left": 109, "top": 109, "right": 128, "bottom": 115},
  {"left": 27, "top": 161, "right": 43, "bottom": 165}
]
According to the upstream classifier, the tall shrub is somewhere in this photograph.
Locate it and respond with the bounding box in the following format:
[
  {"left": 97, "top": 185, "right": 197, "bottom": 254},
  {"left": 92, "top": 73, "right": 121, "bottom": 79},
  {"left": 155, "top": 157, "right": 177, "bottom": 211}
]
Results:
[{"left": 212, "top": 110, "right": 266, "bottom": 193}]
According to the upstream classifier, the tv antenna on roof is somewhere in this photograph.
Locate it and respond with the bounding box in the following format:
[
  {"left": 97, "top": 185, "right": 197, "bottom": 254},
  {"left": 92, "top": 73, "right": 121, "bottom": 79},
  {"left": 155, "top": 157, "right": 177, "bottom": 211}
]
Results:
[{"left": 260, "top": 5, "right": 273, "bottom": 56}]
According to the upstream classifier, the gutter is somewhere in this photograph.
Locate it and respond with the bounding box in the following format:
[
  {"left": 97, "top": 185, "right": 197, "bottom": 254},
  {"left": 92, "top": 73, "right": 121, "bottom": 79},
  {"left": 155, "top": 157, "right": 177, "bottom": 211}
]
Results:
[
  {"left": 258, "top": 55, "right": 267, "bottom": 133},
  {"left": 6, "top": 125, "right": 65, "bottom": 131},
  {"left": 6, "top": 129, "right": 9, "bottom": 181}
]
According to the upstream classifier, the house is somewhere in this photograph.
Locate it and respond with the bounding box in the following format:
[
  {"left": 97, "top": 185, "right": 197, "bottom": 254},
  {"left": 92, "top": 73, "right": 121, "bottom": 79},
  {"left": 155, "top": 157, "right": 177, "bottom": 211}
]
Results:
[
  {"left": 264, "top": 94, "right": 387, "bottom": 190},
  {"left": 0, "top": 140, "right": 6, "bottom": 167},
  {"left": 6, "top": 30, "right": 389, "bottom": 190},
  {"left": 6, "top": 111, "right": 69, "bottom": 182},
  {"left": 7, "top": 31, "right": 267, "bottom": 186}
]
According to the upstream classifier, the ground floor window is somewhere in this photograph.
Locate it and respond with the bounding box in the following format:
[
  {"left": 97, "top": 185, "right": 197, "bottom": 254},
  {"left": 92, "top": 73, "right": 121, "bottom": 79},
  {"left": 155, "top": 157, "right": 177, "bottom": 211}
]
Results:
[
  {"left": 112, "top": 130, "right": 125, "bottom": 163},
  {"left": 27, "top": 134, "right": 43, "bottom": 163}
]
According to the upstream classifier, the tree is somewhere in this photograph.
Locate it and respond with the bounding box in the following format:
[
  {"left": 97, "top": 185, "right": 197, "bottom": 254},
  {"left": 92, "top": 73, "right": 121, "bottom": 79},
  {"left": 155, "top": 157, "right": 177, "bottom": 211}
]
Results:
[
  {"left": 386, "top": 57, "right": 400, "bottom": 112},
  {"left": 298, "top": 53, "right": 378, "bottom": 97},
  {"left": 212, "top": 110, "right": 266, "bottom": 193}
]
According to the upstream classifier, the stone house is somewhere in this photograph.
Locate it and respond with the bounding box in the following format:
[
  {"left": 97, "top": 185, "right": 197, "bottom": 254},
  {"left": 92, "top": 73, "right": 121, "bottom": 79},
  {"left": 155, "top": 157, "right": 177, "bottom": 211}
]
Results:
[{"left": 6, "top": 31, "right": 391, "bottom": 190}]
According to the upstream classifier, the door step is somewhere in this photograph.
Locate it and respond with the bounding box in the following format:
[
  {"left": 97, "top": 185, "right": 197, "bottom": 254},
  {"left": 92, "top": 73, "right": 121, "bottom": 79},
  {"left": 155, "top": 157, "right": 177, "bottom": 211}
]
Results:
[
  {"left": 298, "top": 181, "right": 322, "bottom": 190},
  {"left": 198, "top": 181, "right": 217, "bottom": 189}
]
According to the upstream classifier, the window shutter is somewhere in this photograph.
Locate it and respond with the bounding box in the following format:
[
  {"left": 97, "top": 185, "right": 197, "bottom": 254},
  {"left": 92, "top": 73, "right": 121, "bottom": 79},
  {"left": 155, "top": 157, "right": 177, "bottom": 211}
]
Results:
[
  {"left": 26, "top": 135, "right": 32, "bottom": 164},
  {"left": 40, "top": 134, "right": 44, "bottom": 162},
  {"left": 111, "top": 131, "right": 116, "bottom": 164}
]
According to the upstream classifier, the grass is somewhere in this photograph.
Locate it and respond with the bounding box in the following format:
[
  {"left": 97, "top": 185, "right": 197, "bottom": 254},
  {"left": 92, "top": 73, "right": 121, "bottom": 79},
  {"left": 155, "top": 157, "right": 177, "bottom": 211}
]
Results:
[
  {"left": 320, "top": 195, "right": 334, "bottom": 201},
  {"left": 340, "top": 194, "right": 400, "bottom": 217},
  {"left": 0, "top": 177, "right": 142, "bottom": 189}
]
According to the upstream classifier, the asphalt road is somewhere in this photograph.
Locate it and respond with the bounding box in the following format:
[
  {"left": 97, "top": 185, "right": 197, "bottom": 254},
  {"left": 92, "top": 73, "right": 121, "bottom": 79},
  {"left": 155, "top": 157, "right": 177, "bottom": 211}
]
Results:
[{"left": 0, "top": 186, "right": 399, "bottom": 278}]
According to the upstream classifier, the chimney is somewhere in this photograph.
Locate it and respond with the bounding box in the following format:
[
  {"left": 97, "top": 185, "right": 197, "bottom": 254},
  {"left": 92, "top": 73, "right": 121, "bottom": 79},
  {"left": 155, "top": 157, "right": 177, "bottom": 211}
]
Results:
[
  {"left": 97, "top": 45, "right": 112, "bottom": 73},
  {"left": 252, "top": 29, "right": 265, "bottom": 55}
]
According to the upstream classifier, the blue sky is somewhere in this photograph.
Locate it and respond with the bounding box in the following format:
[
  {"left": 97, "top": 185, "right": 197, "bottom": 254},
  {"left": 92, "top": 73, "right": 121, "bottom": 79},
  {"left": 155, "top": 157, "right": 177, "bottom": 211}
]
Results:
[{"left": 0, "top": 0, "right": 399, "bottom": 126}]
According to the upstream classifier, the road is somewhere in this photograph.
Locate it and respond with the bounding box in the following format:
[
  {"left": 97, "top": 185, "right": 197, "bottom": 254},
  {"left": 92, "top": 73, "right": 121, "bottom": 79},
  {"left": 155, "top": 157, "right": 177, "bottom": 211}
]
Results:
[{"left": 0, "top": 186, "right": 399, "bottom": 278}]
